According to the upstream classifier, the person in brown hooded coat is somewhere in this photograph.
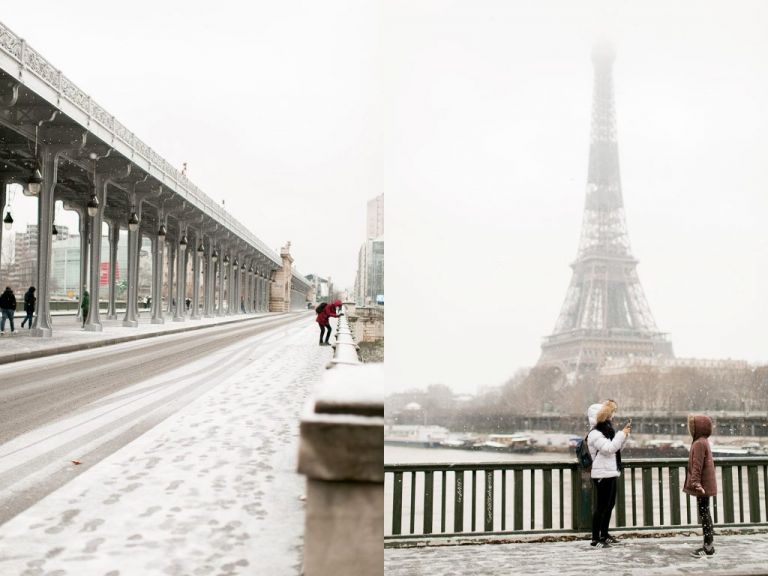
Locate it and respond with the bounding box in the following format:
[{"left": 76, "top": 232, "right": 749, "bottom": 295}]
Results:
[{"left": 683, "top": 414, "right": 717, "bottom": 557}]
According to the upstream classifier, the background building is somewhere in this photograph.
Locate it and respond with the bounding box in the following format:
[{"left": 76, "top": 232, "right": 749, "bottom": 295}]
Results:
[
  {"left": 355, "top": 194, "right": 384, "bottom": 306},
  {"left": 366, "top": 194, "right": 384, "bottom": 239}
]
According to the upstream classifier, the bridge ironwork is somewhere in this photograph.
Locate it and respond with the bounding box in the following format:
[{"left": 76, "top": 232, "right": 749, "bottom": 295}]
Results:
[{"left": 0, "top": 20, "right": 311, "bottom": 335}]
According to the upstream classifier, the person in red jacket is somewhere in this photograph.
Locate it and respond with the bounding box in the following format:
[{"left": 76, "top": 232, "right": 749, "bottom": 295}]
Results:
[
  {"left": 684, "top": 414, "right": 717, "bottom": 557},
  {"left": 316, "top": 299, "right": 342, "bottom": 345}
]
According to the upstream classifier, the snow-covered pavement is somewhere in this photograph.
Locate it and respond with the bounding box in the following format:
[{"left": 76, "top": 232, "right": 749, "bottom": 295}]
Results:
[
  {"left": 385, "top": 532, "right": 768, "bottom": 575},
  {"left": 0, "top": 317, "right": 330, "bottom": 575}
]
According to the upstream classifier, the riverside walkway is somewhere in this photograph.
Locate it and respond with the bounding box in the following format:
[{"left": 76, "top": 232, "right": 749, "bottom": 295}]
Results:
[{"left": 385, "top": 531, "right": 768, "bottom": 575}]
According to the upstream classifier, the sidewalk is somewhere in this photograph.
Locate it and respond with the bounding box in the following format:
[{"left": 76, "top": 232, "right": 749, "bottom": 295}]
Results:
[
  {"left": 0, "top": 318, "right": 329, "bottom": 574},
  {"left": 0, "top": 309, "right": 307, "bottom": 364},
  {"left": 385, "top": 531, "right": 768, "bottom": 575}
]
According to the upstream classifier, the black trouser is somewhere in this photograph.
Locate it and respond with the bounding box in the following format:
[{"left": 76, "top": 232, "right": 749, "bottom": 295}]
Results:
[
  {"left": 21, "top": 310, "right": 33, "bottom": 328},
  {"left": 319, "top": 323, "right": 331, "bottom": 343},
  {"left": 697, "top": 496, "right": 714, "bottom": 547},
  {"left": 592, "top": 477, "right": 617, "bottom": 542}
]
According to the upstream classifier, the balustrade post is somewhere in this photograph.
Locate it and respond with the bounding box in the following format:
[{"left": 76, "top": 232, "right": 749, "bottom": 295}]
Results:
[{"left": 297, "top": 315, "right": 381, "bottom": 576}]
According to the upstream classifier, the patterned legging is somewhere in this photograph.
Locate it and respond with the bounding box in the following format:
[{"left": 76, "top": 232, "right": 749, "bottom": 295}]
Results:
[{"left": 697, "top": 496, "right": 714, "bottom": 547}]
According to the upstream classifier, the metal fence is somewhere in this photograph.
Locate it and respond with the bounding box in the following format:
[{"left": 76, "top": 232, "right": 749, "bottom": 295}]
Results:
[{"left": 384, "top": 457, "right": 768, "bottom": 541}]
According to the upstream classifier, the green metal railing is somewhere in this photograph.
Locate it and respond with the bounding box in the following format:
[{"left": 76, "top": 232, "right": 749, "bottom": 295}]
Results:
[{"left": 384, "top": 458, "right": 768, "bottom": 540}]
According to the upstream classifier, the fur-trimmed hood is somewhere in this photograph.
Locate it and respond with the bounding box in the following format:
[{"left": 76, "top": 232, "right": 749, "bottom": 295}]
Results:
[
  {"left": 588, "top": 400, "right": 617, "bottom": 426},
  {"left": 688, "top": 414, "right": 713, "bottom": 440}
]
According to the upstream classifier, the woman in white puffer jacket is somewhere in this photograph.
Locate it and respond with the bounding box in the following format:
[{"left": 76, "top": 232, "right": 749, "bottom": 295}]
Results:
[{"left": 587, "top": 400, "right": 631, "bottom": 548}]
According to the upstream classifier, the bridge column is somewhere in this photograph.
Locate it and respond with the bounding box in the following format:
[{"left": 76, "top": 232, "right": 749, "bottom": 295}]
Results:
[
  {"left": 74, "top": 207, "right": 89, "bottom": 321},
  {"left": 257, "top": 271, "right": 264, "bottom": 312},
  {"left": 31, "top": 146, "right": 62, "bottom": 336},
  {"left": 0, "top": 181, "right": 7, "bottom": 287},
  {"left": 260, "top": 273, "right": 267, "bottom": 312},
  {"left": 203, "top": 238, "right": 214, "bottom": 317},
  {"left": 247, "top": 262, "right": 253, "bottom": 312},
  {"left": 218, "top": 253, "right": 226, "bottom": 316},
  {"left": 106, "top": 221, "right": 120, "bottom": 320},
  {"left": 174, "top": 231, "right": 186, "bottom": 322},
  {"left": 84, "top": 176, "right": 109, "bottom": 332},
  {"left": 166, "top": 243, "right": 175, "bottom": 315},
  {"left": 237, "top": 259, "right": 244, "bottom": 313},
  {"left": 151, "top": 227, "right": 165, "bottom": 324},
  {"left": 190, "top": 230, "right": 201, "bottom": 320},
  {"left": 123, "top": 203, "right": 141, "bottom": 327},
  {"left": 229, "top": 258, "right": 237, "bottom": 315}
]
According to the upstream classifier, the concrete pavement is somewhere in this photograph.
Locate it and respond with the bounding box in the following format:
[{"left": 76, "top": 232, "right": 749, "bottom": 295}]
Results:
[
  {"left": 0, "top": 310, "right": 309, "bottom": 364},
  {"left": 0, "top": 316, "right": 329, "bottom": 575},
  {"left": 385, "top": 531, "right": 768, "bottom": 575}
]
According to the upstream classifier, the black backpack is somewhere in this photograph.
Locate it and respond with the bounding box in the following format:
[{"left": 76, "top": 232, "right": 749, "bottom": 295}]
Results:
[
  {"left": 315, "top": 302, "right": 327, "bottom": 314},
  {"left": 575, "top": 429, "right": 594, "bottom": 471}
]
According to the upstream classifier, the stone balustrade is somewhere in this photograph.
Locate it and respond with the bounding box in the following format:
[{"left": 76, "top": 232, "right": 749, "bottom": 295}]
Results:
[{"left": 297, "top": 311, "right": 383, "bottom": 576}]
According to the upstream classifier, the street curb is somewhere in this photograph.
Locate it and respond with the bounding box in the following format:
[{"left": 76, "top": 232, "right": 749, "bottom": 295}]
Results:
[{"left": 0, "top": 312, "right": 309, "bottom": 365}]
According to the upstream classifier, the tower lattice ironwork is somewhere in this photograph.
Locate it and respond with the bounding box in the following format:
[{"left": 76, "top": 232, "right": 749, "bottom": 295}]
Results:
[{"left": 538, "top": 44, "right": 673, "bottom": 371}]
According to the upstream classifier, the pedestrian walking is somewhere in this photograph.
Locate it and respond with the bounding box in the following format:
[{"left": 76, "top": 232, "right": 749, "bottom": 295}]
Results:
[
  {"left": 0, "top": 286, "right": 17, "bottom": 334},
  {"left": 587, "top": 399, "right": 630, "bottom": 548},
  {"left": 21, "top": 286, "right": 36, "bottom": 329},
  {"left": 315, "top": 299, "right": 342, "bottom": 346},
  {"left": 81, "top": 289, "right": 90, "bottom": 328},
  {"left": 684, "top": 414, "right": 717, "bottom": 557}
]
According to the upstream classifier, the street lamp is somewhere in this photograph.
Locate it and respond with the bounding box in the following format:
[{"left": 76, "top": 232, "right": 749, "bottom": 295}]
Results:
[
  {"left": 179, "top": 233, "right": 188, "bottom": 246},
  {"left": 3, "top": 211, "right": 13, "bottom": 231},
  {"left": 157, "top": 223, "right": 167, "bottom": 238},
  {"left": 223, "top": 254, "right": 229, "bottom": 265},
  {"left": 212, "top": 249, "right": 218, "bottom": 263},
  {"left": 128, "top": 209, "right": 140, "bottom": 232},
  {"left": 196, "top": 241, "right": 204, "bottom": 255},
  {"left": 86, "top": 193, "right": 99, "bottom": 217},
  {"left": 24, "top": 126, "right": 42, "bottom": 197},
  {"left": 26, "top": 166, "right": 43, "bottom": 197}
]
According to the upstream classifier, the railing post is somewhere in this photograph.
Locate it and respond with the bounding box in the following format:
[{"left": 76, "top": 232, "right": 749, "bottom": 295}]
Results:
[
  {"left": 570, "top": 468, "right": 592, "bottom": 531},
  {"left": 297, "top": 361, "right": 383, "bottom": 576}
]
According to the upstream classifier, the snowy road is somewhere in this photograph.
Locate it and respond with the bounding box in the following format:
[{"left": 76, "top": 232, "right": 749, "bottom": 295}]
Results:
[{"left": 0, "top": 314, "right": 330, "bottom": 574}]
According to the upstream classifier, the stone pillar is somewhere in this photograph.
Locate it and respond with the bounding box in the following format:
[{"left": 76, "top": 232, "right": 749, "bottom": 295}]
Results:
[
  {"left": 262, "top": 273, "right": 269, "bottom": 312},
  {"left": 191, "top": 231, "right": 201, "bottom": 320},
  {"left": 31, "top": 147, "right": 60, "bottom": 336},
  {"left": 166, "top": 243, "right": 175, "bottom": 315},
  {"left": 75, "top": 208, "right": 88, "bottom": 321},
  {"left": 106, "top": 221, "right": 119, "bottom": 320},
  {"left": 270, "top": 243, "right": 294, "bottom": 312},
  {"left": 151, "top": 232, "right": 165, "bottom": 324},
  {"left": 298, "top": 364, "right": 384, "bottom": 576},
  {"left": 123, "top": 201, "right": 141, "bottom": 327},
  {"left": 0, "top": 181, "right": 5, "bottom": 286},
  {"left": 84, "top": 177, "right": 108, "bottom": 332},
  {"left": 218, "top": 253, "right": 226, "bottom": 316},
  {"left": 245, "top": 263, "right": 252, "bottom": 312},
  {"left": 228, "top": 260, "right": 236, "bottom": 315},
  {"left": 204, "top": 239, "right": 214, "bottom": 317},
  {"left": 174, "top": 234, "right": 186, "bottom": 322}
]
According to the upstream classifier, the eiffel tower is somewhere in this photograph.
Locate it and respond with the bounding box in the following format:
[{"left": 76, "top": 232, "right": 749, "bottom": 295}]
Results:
[{"left": 538, "top": 44, "right": 673, "bottom": 372}]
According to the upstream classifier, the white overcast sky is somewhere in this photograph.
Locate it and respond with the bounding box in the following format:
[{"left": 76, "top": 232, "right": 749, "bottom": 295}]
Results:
[
  {"left": 385, "top": 0, "right": 768, "bottom": 393},
  {"left": 3, "top": 1, "right": 767, "bottom": 394},
  {"left": 2, "top": 1, "right": 383, "bottom": 288}
]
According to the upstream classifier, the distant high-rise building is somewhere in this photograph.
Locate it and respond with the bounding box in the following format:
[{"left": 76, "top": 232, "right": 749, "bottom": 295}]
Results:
[
  {"left": 366, "top": 194, "right": 384, "bottom": 239},
  {"left": 355, "top": 238, "right": 384, "bottom": 306},
  {"left": 355, "top": 194, "right": 384, "bottom": 306}
]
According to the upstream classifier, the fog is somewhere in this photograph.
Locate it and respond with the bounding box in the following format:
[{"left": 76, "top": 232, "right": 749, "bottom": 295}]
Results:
[{"left": 385, "top": 0, "right": 768, "bottom": 394}]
